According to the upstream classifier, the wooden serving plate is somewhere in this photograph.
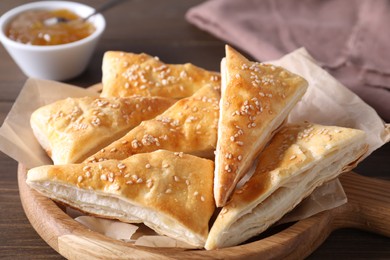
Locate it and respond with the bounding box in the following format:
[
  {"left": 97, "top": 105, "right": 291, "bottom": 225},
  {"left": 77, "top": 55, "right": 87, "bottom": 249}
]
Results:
[{"left": 18, "top": 164, "right": 390, "bottom": 259}]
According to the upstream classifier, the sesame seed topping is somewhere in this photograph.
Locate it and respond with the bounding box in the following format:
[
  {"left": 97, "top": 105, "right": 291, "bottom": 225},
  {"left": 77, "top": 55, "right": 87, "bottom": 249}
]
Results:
[
  {"left": 200, "top": 196, "right": 205, "bottom": 202},
  {"left": 85, "top": 171, "right": 91, "bottom": 178},
  {"left": 111, "top": 183, "right": 120, "bottom": 191},
  {"left": 131, "top": 139, "right": 140, "bottom": 148},
  {"left": 186, "top": 180, "right": 190, "bottom": 186},
  {"left": 100, "top": 174, "right": 107, "bottom": 181},
  {"left": 145, "top": 163, "right": 151, "bottom": 169},
  {"left": 194, "top": 191, "right": 199, "bottom": 196},
  {"left": 237, "top": 155, "right": 243, "bottom": 161},
  {"left": 77, "top": 176, "right": 83, "bottom": 183},
  {"left": 225, "top": 164, "right": 232, "bottom": 173},
  {"left": 173, "top": 176, "right": 180, "bottom": 182},
  {"left": 165, "top": 188, "right": 172, "bottom": 194},
  {"left": 83, "top": 165, "right": 91, "bottom": 171},
  {"left": 110, "top": 148, "right": 117, "bottom": 152},
  {"left": 126, "top": 180, "right": 133, "bottom": 185},
  {"left": 136, "top": 178, "right": 143, "bottom": 184},
  {"left": 117, "top": 163, "right": 126, "bottom": 170},
  {"left": 290, "top": 155, "right": 297, "bottom": 160}
]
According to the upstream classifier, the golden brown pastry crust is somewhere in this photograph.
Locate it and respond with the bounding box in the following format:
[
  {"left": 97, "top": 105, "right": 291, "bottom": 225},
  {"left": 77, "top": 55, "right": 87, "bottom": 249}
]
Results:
[
  {"left": 30, "top": 96, "right": 175, "bottom": 164},
  {"left": 214, "top": 45, "right": 308, "bottom": 207},
  {"left": 101, "top": 51, "right": 221, "bottom": 99},
  {"left": 86, "top": 85, "right": 220, "bottom": 163},
  {"left": 206, "top": 122, "right": 368, "bottom": 249},
  {"left": 27, "top": 150, "right": 215, "bottom": 247}
]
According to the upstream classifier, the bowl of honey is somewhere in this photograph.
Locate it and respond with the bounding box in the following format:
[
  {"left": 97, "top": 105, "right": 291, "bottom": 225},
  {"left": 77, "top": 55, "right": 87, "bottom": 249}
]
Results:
[{"left": 0, "top": 1, "right": 106, "bottom": 81}]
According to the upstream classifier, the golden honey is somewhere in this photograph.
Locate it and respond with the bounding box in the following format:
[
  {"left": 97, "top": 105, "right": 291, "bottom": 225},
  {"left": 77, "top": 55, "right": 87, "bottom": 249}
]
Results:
[{"left": 6, "top": 9, "right": 95, "bottom": 46}]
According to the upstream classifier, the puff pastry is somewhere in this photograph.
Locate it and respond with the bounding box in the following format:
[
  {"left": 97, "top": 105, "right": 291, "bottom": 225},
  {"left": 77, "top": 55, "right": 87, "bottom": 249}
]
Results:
[
  {"left": 86, "top": 85, "right": 220, "bottom": 163},
  {"left": 27, "top": 150, "right": 215, "bottom": 247},
  {"left": 205, "top": 122, "right": 368, "bottom": 250},
  {"left": 100, "top": 51, "right": 221, "bottom": 99},
  {"left": 214, "top": 45, "right": 308, "bottom": 207},
  {"left": 31, "top": 96, "right": 175, "bottom": 164}
]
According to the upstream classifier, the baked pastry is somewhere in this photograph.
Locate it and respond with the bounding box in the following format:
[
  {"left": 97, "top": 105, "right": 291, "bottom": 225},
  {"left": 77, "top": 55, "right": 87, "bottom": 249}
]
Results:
[
  {"left": 214, "top": 45, "right": 308, "bottom": 207},
  {"left": 26, "top": 150, "right": 215, "bottom": 248},
  {"left": 30, "top": 96, "right": 175, "bottom": 164},
  {"left": 205, "top": 122, "right": 368, "bottom": 250},
  {"left": 100, "top": 51, "right": 221, "bottom": 99},
  {"left": 86, "top": 85, "right": 220, "bottom": 163}
]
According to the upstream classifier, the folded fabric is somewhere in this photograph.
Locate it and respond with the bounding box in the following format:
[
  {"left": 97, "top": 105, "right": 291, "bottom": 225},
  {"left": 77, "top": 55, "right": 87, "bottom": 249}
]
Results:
[{"left": 186, "top": 0, "right": 390, "bottom": 122}]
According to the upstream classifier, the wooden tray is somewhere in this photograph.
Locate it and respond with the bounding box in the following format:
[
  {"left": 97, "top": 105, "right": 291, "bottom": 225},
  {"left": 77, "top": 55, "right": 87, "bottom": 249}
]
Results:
[{"left": 18, "top": 165, "right": 390, "bottom": 259}]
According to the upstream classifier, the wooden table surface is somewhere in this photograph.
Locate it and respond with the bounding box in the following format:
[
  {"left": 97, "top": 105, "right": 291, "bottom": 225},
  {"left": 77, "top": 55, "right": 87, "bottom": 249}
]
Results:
[{"left": 0, "top": 1, "right": 389, "bottom": 259}]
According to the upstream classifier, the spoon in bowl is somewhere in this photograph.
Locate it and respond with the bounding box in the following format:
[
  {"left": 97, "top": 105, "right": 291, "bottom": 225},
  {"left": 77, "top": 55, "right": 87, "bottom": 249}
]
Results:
[{"left": 44, "top": 0, "right": 125, "bottom": 26}]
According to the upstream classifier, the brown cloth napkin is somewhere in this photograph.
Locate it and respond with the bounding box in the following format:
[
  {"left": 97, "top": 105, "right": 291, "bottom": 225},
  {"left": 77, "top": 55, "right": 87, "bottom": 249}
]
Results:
[{"left": 186, "top": 0, "right": 390, "bottom": 122}]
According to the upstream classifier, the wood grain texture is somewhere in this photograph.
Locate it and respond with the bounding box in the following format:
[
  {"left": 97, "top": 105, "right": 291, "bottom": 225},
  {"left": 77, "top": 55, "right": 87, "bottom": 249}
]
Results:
[
  {"left": 17, "top": 163, "right": 390, "bottom": 259},
  {"left": 0, "top": 0, "right": 389, "bottom": 259}
]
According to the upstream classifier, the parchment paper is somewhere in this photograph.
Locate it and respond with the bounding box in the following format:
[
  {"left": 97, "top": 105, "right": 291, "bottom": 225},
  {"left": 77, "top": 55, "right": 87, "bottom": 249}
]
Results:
[{"left": 0, "top": 48, "right": 388, "bottom": 248}]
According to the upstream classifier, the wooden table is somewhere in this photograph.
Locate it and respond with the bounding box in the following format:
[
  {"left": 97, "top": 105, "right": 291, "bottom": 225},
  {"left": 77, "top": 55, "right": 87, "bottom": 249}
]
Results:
[{"left": 0, "top": 0, "right": 389, "bottom": 259}]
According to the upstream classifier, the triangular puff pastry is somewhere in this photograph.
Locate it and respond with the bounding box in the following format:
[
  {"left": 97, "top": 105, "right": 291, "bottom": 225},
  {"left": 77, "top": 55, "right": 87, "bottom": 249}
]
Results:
[
  {"left": 86, "top": 85, "right": 220, "bottom": 163},
  {"left": 100, "top": 51, "right": 221, "bottom": 99},
  {"left": 27, "top": 150, "right": 215, "bottom": 247},
  {"left": 214, "top": 45, "right": 308, "bottom": 207},
  {"left": 206, "top": 122, "right": 368, "bottom": 250},
  {"left": 31, "top": 96, "right": 175, "bottom": 164}
]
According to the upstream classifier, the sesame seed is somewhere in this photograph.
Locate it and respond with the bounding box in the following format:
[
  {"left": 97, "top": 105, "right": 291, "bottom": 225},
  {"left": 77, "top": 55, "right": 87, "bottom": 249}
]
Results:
[
  {"left": 290, "top": 155, "right": 297, "bottom": 160},
  {"left": 121, "top": 140, "right": 128, "bottom": 144},
  {"left": 200, "top": 196, "right": 205, "bottom": 202},
  {"left": 165, "top": 188, "right": 172, "bottom": 194},
  {"left": 186, "top": 180, "right": 190, "bottom": 186},
  {"left": 83, "top": 165, "right": 91, "bottom": 171},
  {"left": 237, "top": 155, "right": 243, "bottom": 161},
  {"left": 111, "top": 183, "right": 120, "bottom": 191},
  {"left": 136, "top": 178, "right": 143, "bottom": 183},
  {"left": 100, "top": 174, "right": 107, "bottom": 181},
  {"left": 77, "top": 176, "right": 83, "bottom": 183},
  {"left": 163, "top": 163, "right": 169, "bottom": 168},
  {"left": 110, "top": 148, "right": 117, "bottom": 152},
  {"left": 131, "top": 139, "right": 140, "bottom": 148},
  {"left": 124, "top": 82, "right": 130, "bottom": 89},
  {"left": 173, "top": 176, "right": 180, "bottom": 182},
  {"left": 117, "top": 163, "right": 126, "bottom": 170},
  {"left": 85, "top": 171, "right": 91, "bottom": 178},
  {"left": 236, "top": 141, "right": 244, "bottom": 146},
  {"left": 132, "top": 174, "right": 138, "bottom": 180},
  {"left": 126, "top": 180, "right": 133, "bottom": 185},
  {"left": 145, "top": 163, "right": 151, "bottom": 169},
  {"left": 194, "top": 191, "right": 199, "bottom": 196}
]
